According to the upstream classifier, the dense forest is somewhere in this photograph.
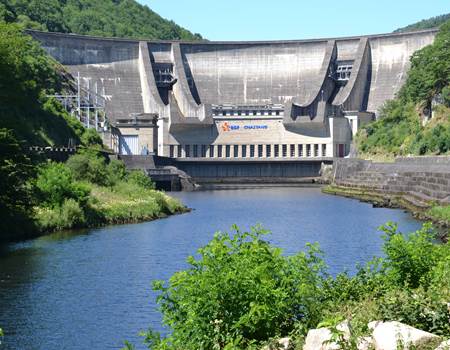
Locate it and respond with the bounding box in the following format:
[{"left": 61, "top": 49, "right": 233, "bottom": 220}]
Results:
[
  {"left": 357, "top": 19, "right": 450, "bottom": 157},
  {"left": 395, "top": 13, "right": 450, "bottom": 33},
  {"left": 0, "top": 0, "right": 203, "bottom": 40}
]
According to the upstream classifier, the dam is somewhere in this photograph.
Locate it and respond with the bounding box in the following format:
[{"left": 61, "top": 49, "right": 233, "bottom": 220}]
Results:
[{"left": 29, "top": 30, "right": 436, "bottom": 179}]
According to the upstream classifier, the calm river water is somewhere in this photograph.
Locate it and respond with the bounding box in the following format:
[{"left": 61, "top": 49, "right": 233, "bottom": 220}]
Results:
[{"left": 0, "top": 187, "right": 422, "bottom": 349}]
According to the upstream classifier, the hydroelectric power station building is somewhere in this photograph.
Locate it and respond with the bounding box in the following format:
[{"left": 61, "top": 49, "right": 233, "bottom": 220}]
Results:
[{"left": 31, "top": 30, "right": 436, "bottom": 163}]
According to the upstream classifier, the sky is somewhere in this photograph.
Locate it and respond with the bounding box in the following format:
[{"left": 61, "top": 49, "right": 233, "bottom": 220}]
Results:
[{"left": 141, "top": 0, "right": 449, "bottom": 41}]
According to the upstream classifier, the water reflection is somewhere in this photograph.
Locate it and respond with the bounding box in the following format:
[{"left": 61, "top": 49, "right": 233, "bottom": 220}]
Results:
[{"left": 0, "top": 187, "right": 422, "bottom": 350}]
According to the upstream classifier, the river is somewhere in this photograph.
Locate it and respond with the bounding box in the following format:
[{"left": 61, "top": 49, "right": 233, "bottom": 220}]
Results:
[{"left": 0, "top": 186, "right": 422, "bottom": 349}]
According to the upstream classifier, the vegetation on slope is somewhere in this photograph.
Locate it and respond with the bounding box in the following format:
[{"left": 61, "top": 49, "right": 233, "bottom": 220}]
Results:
[
  {"left": 394, "top": 13, "right": 450, "bottom": 33},
  {"left": 357, "top": 20, "right": 450, "bottom": 157},
  {"left": 125, "top": 223, "right": 449, "bottom": 350},
  {"left": 0, "top": 23, "right": 185, "bottom": 242},
  {"left": 0, "top": 0, "right": 202, "bottom": 40},
  {"left": 34, "top": 151, "right": 184, "bottom": 233}
]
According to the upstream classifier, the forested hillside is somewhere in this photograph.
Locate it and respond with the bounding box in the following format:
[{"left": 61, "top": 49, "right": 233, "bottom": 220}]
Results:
[
  {"left": 0, "top": 0, "right": 203, "bottom": 40},
  {"left": 395, "top": 13, "right": 450, "bottom": 33},
  {"left": 357, "top": 20, "right": 450, "bottom": 157}
]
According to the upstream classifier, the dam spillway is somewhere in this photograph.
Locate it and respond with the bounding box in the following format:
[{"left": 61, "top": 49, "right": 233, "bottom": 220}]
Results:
[{"left": 29, "top": 29, "right": 436, "bottom": 161}]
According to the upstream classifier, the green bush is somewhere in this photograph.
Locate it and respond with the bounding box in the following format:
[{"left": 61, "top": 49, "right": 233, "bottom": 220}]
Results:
[
  {"left": 0, "top": 128, "right": 35, "bottom": 239},
  {"left": 80, "top": 128, "right": 103, "bottom": 147},
  {"left": 147, "top": 225, "right": 326, "bottom": 350},
  {"left": 127, "top": 170, "right": 155, "bottom": 190},
  {"left": 106, "top": 159, "right": 127, "bottom": 186},
  {"left": 36, "top": 198, "right": 86, "bottom": 231},
  {"left": 133, "top": 223, "right": 450, "bottom": 350},
  {"left": 35, "top": 161, "right": 90, "bottom": 208},
  {"left": 66, "top": 151, "right": 109, "bottom": 186}
]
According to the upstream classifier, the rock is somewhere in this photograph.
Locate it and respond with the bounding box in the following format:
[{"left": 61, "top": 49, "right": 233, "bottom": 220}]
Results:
[
  {"left": 435, "top": 339, "right": 450, "bottom": 350},
  {"left": 261, "top": 337, "right": 291, "bottom": 350},
  {"left": 368, "top": 321, "right": 439, "bottom": 350},
  {"left": 357, "top": 336, "right": 374, "bottom": 350},
  {"left": 303, "top": 321, "right": 351, "bottom": 350}
]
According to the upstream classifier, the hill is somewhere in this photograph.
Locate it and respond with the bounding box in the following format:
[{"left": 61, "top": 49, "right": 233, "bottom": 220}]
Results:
[
  {"left": 394, "top": 13, "right": 450, "bottom": 33},
  {"left": 0, "top": 0, "right": 202, "bottom": 40},
  {"left": 357, "top": 20, "right": 450, "bottom": 157}
]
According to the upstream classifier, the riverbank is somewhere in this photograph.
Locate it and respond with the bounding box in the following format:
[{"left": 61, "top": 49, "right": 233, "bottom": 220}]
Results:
[
  {"left": 322, "top": 156, "right": 450, "bottom": 234},
  {"left": 323, "top": 184, "right": 449, "bottom": 230}
]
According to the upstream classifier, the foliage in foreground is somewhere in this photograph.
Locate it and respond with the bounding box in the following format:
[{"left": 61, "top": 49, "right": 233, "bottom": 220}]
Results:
[
  {"left": 134, "top": 223, "right": 450, "bottom": 350},
  {"left": 357, "top": 20, "right": 450, "bottom": 157}
]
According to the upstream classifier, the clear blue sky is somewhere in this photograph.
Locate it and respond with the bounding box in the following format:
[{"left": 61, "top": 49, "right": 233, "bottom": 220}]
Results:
[{"left": 140, "top": 0, "right": 449, "bottom": 41}]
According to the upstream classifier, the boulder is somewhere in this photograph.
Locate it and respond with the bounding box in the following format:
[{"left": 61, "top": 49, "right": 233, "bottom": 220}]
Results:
[
  {"left": 303, "top": 321, "right": 350, "bottom": 350},
  {"left": 435, "top": 340, "right": 450, "bottom": 350},
  {"left": 368, "top": 321, "right": 439, "bottom": 350}
]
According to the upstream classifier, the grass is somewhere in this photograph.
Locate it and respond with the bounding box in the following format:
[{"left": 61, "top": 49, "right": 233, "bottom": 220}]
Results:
[
  {"left": 90, "top": 182, "right": 186, "bottom": 224},
  {"left": 34, "top": 181, "right": 187, "bottom": 232},
  {"left": 425, "top": 205, "right": 450, "bottom": 225}
]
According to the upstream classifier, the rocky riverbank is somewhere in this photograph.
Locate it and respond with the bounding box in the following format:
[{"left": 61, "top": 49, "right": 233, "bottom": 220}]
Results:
[{"left": 322, "top": 157, "right": 450, "bottom": 232}]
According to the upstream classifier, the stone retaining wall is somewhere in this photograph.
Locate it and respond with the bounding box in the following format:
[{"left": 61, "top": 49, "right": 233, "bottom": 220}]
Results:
[{"left": 332, "top": 156, "right": 450, "bottom": 205}]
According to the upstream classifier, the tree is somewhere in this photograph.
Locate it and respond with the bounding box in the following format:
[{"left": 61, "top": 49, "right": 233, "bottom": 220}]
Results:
[{"left": 0, "top": 129, "right": 34, "bottom": 240}]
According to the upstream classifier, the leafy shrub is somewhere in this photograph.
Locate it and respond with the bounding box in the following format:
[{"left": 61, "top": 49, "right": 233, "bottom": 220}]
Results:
[
  {"left": 106, "top": 159, "right": 127, "bottom": 186},
  {"left": 36, "top": 198, "right": 86, "bottom": 231},
  {"left": 80, "top": 128, "right": 103, "bottom": 147},
  {"left": 147, "top": 226, "right": 326, "bottom": 350},
  {"left": 380, "top": 222, "right": 441, "bottom": 288},
  {"left": 35, "top": 162, "right": 90, "bottom": 208},
  {"left": 127, "top": 170, "right": 155, "bottom": 190},
  {"left": 66, "top": 151, "right": 109, "bottom": 186}
]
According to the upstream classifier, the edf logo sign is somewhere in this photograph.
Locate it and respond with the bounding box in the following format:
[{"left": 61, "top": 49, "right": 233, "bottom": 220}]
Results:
[
  {"left": 221, "top": 122, "right": 239, "bottom": 132},
  {"left": 221, "top": 122, "right": 268, "bottom": 132}
]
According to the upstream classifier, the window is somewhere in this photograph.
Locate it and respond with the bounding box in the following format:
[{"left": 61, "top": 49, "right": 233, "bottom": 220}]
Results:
[
  {"left": 217, "top": 145, "right": 223, "bottom": 158},
  {"left": 258, "top": 145, "right": 263, "bottom": 157},
  {"left": 306, "top": 144, "right": 311, "bottom": 157},
  {"left": 177, "top": 145, "right": 182, "bottom": 158},
  {"left": 201, "top": 144, "right": 207, "bottom": 157},
  {"left": 314, "top": 144, "right": 319, "bottom": 157},
  {"left": 222, "top": 111, "right": 226, "bottom": 116},
  {"left": 290, "top": 144, "right": 295, "bottom": 157},
  {"left": 274, "top": 144, "right": 279, "bottom": 157},
  {"left": 242, "top": 145, "right": 247, "bottom": 158},
  {"left": 275, "top": 111, "right": 280, "bottom": 116},
  {"left": 249, "top": 145, "right": 255, "bottom": 158},
  {"left": 266, "top": 144, "right": 271, "bottom": 157},
  {"left": 225, "top": 145, "right": 230, "bottom": 158},
  {"left": 185, "top": 144, "right": 191, "bottom": 157},
  {"left": 193, "top": 144, "right": 198, "bottom": 157},
  {"left": 169, "top": 145, "right": 174, "bottom": 158},
  {"left": 298, "top": 144, "right": 303, "bottom": 157},
  {"left": 282, "top": 144, "right": 287, "bottom": 157},
  {"left": 322, "top": 144, "right": 326, "bottom": 157},
  {"left": 209, "top": 145, "right": 215, "bottom": 158},
  {"left": 234, "top": 145, "right": 239, "bottom": 157}
]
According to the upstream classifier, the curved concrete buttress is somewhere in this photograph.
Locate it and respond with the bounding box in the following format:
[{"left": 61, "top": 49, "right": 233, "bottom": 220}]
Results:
[
  {"left": 171, "top": 43, "right": 213, "bottom": 124},
  {"left": 138, "top": 41, "right": 172, "bottom": 155},
  {"left": 332, "top": 37, "right": 371, "bottom": 112},
  {"left": 284, "top": 40, "right": 337, "bottom": 126},
  {"left": 367, "top": 30, "right": 436, "bottom": 114}
]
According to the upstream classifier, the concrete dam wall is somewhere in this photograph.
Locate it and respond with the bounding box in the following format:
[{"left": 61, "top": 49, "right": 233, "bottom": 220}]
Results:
[{"left": 29, "top": 30, "right": 437, "bottom": 159}]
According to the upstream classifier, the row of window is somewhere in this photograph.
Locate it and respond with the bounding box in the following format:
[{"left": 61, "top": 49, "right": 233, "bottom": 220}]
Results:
[
  {"left": 212, "top": 110, "right": 282, "bottom": 117},
  {"left": 169, "top": 144, "right": 328, "bottom": 158}
]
